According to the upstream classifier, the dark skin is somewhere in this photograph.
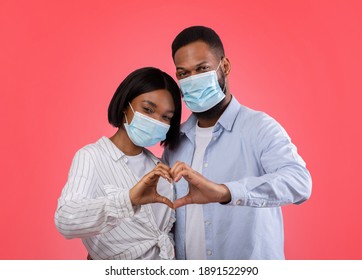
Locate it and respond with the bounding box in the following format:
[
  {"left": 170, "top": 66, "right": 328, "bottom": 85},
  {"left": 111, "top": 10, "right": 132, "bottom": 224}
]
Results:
[
  {"left": 171, "top": 41, "right": 233, "bottom": 208},
  {"left": 175, "top": 41, "right": 232, "bottom": 127},
  {"left": 110, "top": 89, "right": 175, "bottom": 208},
  {"left": 110, "top": 43, "right": 234, "bottom": 209}
]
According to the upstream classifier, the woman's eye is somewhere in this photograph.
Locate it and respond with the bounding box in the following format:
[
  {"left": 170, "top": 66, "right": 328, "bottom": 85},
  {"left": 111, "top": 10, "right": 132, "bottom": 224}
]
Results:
[
  {"left": 143, "top": 107, "right": 153, "bottom": 114},
  {"left": 163, "top": 116, "right": 172, "bottom": 122}
]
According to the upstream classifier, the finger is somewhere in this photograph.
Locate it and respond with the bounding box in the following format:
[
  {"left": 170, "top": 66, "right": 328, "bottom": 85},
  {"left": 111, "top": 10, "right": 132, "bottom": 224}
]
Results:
[
  {"left": 170, "top": 162, "right": 190, "bottom": 180},
  {"left": 154, "top": 169, "right": 172, "bottom": 183},
  {"left": 155, "top": 162, "right": 171, "bottom": 171},
  {"left": 147, "top": 170, "right": 172, "bottom": 184},
  {"left": 173, "top": 195, "right": 193, "bottom": 209},
  {"left": 153, "top": 165, "right": 173, "bottom": 182},
  {"left": 144, "top": 170, "right": 162, "bottom": 185},
  {"left": 173, "top": 168, "right": 194, "bottom": 182},
  {"left": 170, "top": 161, "right": 183, "bottom": 174},
  {"left": 154, "top": 195, "right": 174, "bottom": 209}
]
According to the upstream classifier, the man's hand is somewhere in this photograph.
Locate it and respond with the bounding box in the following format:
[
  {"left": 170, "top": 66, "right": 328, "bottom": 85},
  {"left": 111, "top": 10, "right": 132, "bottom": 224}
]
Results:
[
  {"left": 170, "top": 161, "right": 231, "bottom": 208},
  {"left": 129, "top": 162, "right": 174, "bottom": 209}
]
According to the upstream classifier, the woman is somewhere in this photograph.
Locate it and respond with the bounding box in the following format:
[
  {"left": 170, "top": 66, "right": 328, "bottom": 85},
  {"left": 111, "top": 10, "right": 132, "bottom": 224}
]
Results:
[{"left": 55, "top": 67, "right": 181, "bottom": 260}]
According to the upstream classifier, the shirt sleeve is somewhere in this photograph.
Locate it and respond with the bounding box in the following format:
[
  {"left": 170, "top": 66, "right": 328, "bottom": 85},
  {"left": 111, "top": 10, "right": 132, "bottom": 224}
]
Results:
[
  {"left": 224, "top": 115, "right": 312, "bottom": 207},
  {"left": 54, "top": 149, "right": 136, "bottom": 239}
]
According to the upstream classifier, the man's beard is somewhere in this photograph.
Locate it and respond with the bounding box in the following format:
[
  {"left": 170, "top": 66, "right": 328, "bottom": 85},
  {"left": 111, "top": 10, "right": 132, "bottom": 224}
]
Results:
[{"left": 194, "top": 72, "right": 227, "bottom": 120}]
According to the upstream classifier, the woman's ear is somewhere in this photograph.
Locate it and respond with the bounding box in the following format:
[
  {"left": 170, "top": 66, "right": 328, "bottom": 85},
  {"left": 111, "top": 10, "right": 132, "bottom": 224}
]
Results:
[{"left": 123, "top": 109, "right": 129, "bottom": 124}]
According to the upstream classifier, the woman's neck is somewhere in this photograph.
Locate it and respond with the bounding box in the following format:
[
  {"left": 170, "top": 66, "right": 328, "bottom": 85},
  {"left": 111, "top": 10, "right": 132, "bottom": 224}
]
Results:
[{"left": 109, "top": 128, "right": 142, "bottom": 156}]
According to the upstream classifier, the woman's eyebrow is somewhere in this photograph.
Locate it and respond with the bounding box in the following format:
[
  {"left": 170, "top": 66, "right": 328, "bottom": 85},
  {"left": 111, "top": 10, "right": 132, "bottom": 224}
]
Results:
[
  {"left": 141, "top": 100, "right": 157, "bottom": 107},
  {"left": 142, "top": 100, "right": 174, "bottom": 114}
]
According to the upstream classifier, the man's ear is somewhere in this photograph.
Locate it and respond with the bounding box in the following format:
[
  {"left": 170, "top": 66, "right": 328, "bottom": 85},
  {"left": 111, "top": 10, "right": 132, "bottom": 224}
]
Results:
[{"left": 222, "top": 57, "right": 231, "bottom": 76}]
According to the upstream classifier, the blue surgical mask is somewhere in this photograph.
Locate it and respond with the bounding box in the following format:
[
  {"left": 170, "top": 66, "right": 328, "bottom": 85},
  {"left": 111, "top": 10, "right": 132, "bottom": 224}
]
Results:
[
  {"left": 124, "top": 103, "right": 170, "bottom": 147},
  {"left": 178, "top": 62, "right": 225, "bottom": 112}
]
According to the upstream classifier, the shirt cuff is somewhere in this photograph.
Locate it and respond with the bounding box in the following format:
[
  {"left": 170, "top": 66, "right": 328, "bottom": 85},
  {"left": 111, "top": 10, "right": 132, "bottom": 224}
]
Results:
[
  {"left": 223, "top": 181, "right": 248, "bottom": 206},
  {"left": 116, "top": 190, "right": 136, "bottom": 218}
]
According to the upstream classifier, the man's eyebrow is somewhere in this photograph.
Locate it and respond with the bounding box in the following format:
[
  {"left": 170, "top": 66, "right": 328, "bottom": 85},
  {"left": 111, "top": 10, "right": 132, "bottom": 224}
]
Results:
[
  {"left": 195, "top": 61, "right": 210, "bottom": 67},
  {"left": 176, "top": 61, "right": 210, "bottom": 71}
]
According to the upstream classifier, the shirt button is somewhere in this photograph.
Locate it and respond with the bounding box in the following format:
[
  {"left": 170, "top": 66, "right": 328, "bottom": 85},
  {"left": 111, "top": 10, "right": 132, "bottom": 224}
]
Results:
[
  {"left": 207, "top": 250, "right": 212, "bottom": 256},
  {"left": 204, "top": 163, "right": 208, "bottom": 168},
  {"left": 236, "top": 199, "right": 241, "bottom": 205},
  {"left": 213, "top": 137, "right": 217, "bottom": 141},
  {"left": 205, "top": 220, "right": 211, "bottom": 226}
]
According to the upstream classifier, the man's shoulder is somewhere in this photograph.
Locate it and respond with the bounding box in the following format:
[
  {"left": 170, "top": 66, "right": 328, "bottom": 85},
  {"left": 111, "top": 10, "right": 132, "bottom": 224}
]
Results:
[
  {"left": 237, "top": 103, "right": 290, "bottom": 141},
  {"left": 179, "top": 113, "right": 197, "bottom": 133},
  {"left": 235, "top": 102, "right": 272, "bottom": 127}
]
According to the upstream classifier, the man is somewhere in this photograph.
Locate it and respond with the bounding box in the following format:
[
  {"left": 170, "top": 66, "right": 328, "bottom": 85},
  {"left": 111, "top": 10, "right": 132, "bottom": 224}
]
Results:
[{"left": 163, "top": 26, "right": 312, "bottom": 260}]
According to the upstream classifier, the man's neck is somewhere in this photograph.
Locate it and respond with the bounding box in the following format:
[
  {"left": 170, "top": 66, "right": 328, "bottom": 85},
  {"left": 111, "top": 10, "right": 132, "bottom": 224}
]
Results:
[
  {"left": 196, "top": 94, "right": 232, "bottom": 128},
  {"left": 197, "top": 118, "right": 218, "bottom": 128}
]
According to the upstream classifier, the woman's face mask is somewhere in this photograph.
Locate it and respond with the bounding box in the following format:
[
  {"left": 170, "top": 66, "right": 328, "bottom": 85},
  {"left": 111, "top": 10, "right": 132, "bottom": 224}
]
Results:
[
  {"left": 178, "top": 61, "right": 225, "bottom": 112},
  {"left": 124, "top": 103, "right": 170, "bottom": 147}
]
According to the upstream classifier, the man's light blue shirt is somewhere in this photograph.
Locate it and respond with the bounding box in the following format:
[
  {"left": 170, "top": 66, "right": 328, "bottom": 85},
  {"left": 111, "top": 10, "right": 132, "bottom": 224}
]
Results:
[{"left": 163, "top": 96, "right": 312, "bottom": 259}]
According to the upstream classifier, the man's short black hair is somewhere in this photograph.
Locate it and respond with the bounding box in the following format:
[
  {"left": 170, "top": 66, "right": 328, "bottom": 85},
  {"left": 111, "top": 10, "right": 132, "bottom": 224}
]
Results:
[
  {"left": 108, "top": 67, "right": 181, "bottom": 150},
  {"left": 172, "top": 26, "right": 225, "bottom": 60}
]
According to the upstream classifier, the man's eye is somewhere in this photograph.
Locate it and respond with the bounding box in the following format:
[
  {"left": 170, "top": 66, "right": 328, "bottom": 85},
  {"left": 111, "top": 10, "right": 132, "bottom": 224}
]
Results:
[
  {"left": 199, "top": 66, "right": 210, "bottom": 72},
  {"left": 177, "top": 72, "right": 187, "bottom": 78}
]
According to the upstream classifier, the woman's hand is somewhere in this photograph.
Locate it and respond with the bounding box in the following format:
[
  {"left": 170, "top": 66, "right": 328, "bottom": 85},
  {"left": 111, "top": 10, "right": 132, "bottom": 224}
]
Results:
[
  {"left": 170, "top": 161, "right": 231, "bottom": 208},
  {"left": 129, "top": 162, "right": 174, "bottom": 208}
]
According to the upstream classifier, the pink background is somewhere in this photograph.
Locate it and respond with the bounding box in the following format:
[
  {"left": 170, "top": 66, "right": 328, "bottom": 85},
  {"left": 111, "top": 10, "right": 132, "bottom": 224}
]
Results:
[{"left": 1, "top": 0, "right": 361, "bottom": 259}]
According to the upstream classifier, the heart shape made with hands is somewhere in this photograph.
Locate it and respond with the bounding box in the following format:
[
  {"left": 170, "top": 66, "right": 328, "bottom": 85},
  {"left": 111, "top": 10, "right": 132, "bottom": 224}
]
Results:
[{"left": 137, "top": 161, "right": 230, "bottom": 209}]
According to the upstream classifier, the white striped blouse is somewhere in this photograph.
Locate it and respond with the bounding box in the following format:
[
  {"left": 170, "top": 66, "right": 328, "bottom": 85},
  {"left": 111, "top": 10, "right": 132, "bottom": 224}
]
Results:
[{"left": 54, "top": 137, "right": 175, "bottom": 260}]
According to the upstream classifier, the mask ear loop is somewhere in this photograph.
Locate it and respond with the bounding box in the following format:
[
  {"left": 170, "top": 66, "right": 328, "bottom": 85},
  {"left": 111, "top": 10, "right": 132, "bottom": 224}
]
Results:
[
  {"left": 216, "top": 59, "right": 227, "bottom": 93},
  {"left": 128, "top": 102, "right": 135, "bottom": 113},
  {"left": 123, "top": 102, "right": 135, "bottom": 125},
  {"left": 215, "top": 60, "right": 222, "bottom": 72},
  {"left": 123, "top": 112, "right": 129, "bottom": 125}
]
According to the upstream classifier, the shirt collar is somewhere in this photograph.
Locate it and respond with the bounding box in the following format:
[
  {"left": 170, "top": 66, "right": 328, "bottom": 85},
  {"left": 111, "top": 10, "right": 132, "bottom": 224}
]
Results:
[
  {"left": 180, "top": 95, "right": 241, "bottom": 134},
  {"left": 97, "top": 136, "right": 126, "bottom": 161},
  {"left": 97, "top": 136, "right": 160, "bottom": 164},
  {"left": 180, "top": 114, "right": 197, "bottom": 134},
  {"left": 216, "top": 96, "right": 240, "bottom": 132}
]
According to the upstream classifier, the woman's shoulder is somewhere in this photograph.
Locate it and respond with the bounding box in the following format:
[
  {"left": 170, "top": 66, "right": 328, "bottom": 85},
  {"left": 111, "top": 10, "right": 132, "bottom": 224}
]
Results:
[{"left": 74, "top": 137, "right": 108, "bottom": 158}]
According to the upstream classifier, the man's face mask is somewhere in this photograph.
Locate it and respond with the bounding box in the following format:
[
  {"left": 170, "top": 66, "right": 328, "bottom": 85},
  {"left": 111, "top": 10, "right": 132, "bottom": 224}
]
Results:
[
  {"left": 124, "top": 103, "right": 170, "bottom": 147},
  {"left": 178, "top": 61, "right": 225, "bottom": 113}
]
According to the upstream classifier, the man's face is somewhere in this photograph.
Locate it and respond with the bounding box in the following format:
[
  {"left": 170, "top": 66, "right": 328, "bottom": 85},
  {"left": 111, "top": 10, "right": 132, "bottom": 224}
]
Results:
[
  {"left": 174, "top": 41, "right": 222, "bottom": 81},
  {"left": 174, "top": 41, "right": 230, "bottom": 119}
]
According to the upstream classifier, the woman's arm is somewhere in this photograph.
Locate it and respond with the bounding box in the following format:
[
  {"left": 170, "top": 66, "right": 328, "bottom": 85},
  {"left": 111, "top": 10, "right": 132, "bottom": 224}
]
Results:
[{"left": 54, "top": 149, "right": 135, "bottom": 239}]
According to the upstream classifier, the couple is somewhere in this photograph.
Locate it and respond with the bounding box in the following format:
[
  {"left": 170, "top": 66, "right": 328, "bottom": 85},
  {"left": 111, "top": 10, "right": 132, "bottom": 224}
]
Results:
[{"left": 55, "top": 26, "right": 312, "bottom": 260}]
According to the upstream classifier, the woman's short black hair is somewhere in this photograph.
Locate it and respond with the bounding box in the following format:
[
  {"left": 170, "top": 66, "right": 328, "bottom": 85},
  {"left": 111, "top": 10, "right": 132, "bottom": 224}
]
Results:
[
  {"left": 108, "top": 67, "right": 181, "bottom": 150},
  {"left": 172, "top": 26, "right": 225, "bottom": 60}
]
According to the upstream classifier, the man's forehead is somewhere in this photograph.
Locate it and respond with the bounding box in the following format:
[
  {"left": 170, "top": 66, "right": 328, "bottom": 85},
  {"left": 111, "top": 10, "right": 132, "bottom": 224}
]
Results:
[{"left": 174, "top": 42, "right": 217, "bottom": 68}]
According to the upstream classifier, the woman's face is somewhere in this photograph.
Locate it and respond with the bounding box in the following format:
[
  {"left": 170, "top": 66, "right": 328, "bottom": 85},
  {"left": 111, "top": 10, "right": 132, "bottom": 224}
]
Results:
[{"left": 124, "top": 89, "right": 175, "bottom": 125}]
